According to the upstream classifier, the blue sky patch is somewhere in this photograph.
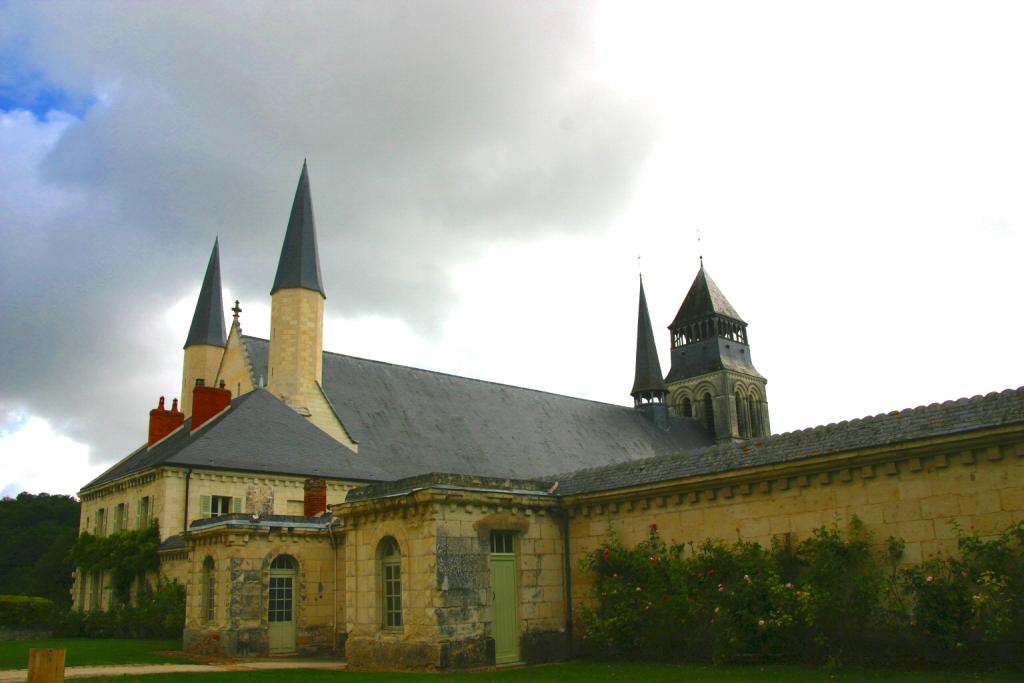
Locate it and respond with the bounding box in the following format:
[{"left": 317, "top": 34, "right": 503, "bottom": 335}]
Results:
[{"left": 0, "top": 51, "right": 95, "bottom": 117}]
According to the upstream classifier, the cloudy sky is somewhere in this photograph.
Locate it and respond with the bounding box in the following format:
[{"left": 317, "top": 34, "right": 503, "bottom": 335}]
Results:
[{"left": 2, "top": 1, "right": 1022, "bottom": 498}]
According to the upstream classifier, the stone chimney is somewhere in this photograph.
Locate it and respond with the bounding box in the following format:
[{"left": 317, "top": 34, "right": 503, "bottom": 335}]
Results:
[
  {"left": 303, "top": 478, "right": 327, "bottom": 517},
  {"left": 148, "top": 396, "right": 184, "bottom": 447},
  {"left": 191, "top": 379, "right": 232, "bottom": 431}
]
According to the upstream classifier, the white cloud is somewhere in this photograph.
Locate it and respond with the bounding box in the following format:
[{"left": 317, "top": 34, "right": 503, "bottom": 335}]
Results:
[{"left": 0, "top": 412, "right": 99, "bottom": 497}]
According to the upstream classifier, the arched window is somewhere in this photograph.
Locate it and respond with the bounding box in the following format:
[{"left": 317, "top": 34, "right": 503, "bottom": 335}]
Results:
[
  {"left": 703, "top": 393, "right": 714, "bottom": 434},
  {"left": 682, "top": 397, "right": 692, "bottom": 418},
  {"left": 747, "top": 396, "right": 759, "bottom": 437},
  {"left": 271, "top": 555, "right": 297, "bottom": 570},
  {"left": 202, "top": 557, "right": 215, "bottom": 622},
  {"left": 378, "top": 537, "right": 402, "bottom": 630},
  {"left": 736, "top": 392, "right": 748, "bottom": 438}
]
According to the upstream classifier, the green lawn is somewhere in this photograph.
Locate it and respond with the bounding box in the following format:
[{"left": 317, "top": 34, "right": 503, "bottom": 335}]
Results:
[
  {"left": 0, "top": 638, "right": 182, "bottom": 670},
  {"left": 74, "top": 662, "right": 1024, "bottom": 683}
]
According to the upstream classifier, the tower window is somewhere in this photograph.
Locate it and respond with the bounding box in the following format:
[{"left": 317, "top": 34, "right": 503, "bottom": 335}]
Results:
[
  {"left": 748, "top": 396, "right": 760, "bottom": 437},
  {"left": 682, "top": 397, "right": 692, "bottom": 418},
  {"left": 736, "top": 392, "right": 749, "bottom": 438},
  {"left": 703, "top": 393, "right": 714, "bottom": 433}
]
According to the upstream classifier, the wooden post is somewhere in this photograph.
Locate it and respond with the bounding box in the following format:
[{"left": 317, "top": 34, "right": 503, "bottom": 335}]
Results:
[{"left": 27, "top": 648, "right": 65, "bottom": 683}]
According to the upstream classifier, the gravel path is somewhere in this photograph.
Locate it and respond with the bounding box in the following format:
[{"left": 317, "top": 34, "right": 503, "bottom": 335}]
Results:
[{"left": 0, "top": 659, "right": 347, "bottom": 682}]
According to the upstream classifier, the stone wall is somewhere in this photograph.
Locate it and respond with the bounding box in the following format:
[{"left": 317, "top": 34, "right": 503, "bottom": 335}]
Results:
[
  {"left": 566, "top": 433, "right": 1024, "bottom": 613},
  {"left": 184, "top": 524, "right": 340, "bottom": 657},
  {"left": 336, "top": 486, "right": 567, "bottom": 671}
]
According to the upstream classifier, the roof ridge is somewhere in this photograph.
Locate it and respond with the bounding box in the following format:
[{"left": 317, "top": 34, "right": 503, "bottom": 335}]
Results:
[
  {"left": 240, "top": 335, "right": 636, "bottom": 410},
  {"left": 767, "top": 385, "right": 1024, "bottom": 440},
  {"left": 558, "top": 385, "right": 1024, "bottom": 489}
]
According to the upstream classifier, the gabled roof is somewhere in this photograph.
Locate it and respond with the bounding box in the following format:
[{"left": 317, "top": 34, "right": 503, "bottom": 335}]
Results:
[
  {"left": 82, "top": 389, "right": 389, "bottom": 490},
  {"left": 271, "top": 161, "right": 325, "bottom": 297},
  {"left": 184, "top": 239, "right": 227, "bottom": 348},
  {"left": 631, "top": 277, "right": 667, "bottom": 397},
  {"left": 558, "top": 387, "right": 1024, "bottom": 495},
  {"left": 242, "top": 336, "right": 714, "bottom": 480},
  {"left": 669, "top": 265, "right": 743, "bottom": 329}
]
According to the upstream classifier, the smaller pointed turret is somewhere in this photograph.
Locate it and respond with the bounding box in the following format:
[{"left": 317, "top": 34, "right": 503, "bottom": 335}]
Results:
[
  {"left": 631, "top": 276, "right": 668, "bottom": 403},
  {"left": 181, "top": 240, "right": 228, "bottom": 416},
  {"left": 631, "top": 277, "right": 669, "bottom": 429},
  {"left": 271, "top": 160, "right": 325, "bottom": 298},
  {"left": 184, "top": 239, "right": 227, "bottom": 349}
]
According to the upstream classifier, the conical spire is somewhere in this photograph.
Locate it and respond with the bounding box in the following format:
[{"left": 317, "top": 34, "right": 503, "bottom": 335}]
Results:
[
  {"left": 631, "top": 277, "right": 668, "bottom": 399},
  {"left": 184, "top": 239, "right": 227, "bottom": 349},
  {"left": 669, "top": 263, "right": 743, "bottom": 329},
  {"left": 271, "top": 160, "right": 325, "bottom": 297}
]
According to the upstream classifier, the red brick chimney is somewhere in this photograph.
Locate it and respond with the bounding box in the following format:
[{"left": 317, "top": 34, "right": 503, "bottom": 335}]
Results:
[
  {"left": 148, "top": 396, "right": 184, "bottom": 447},
  {"left": 191, "top": 379, "right": 232, "bottom": 431},
  {"left": 304, "top": 478, "right": 328, "bottom": 517}
]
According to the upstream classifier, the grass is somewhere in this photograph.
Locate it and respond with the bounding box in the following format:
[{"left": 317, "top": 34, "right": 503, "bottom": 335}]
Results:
[
  {"left": 72, "top": 661, "right": 1024, "bottom": 683},
  {"left": 0, "top": 638, "right": 182, "bottom": 670}
]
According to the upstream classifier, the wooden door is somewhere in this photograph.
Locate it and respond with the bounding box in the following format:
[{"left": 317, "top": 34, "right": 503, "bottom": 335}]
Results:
[
  {"left": 489, "top": 531, "right": 520, "bottom": 664},
  {"left": 268, "top": 557, "right": 296, "bottom": 653}
]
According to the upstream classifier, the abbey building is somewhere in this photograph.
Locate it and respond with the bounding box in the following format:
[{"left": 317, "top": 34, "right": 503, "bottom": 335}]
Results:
[{"left": 75, "top": 163, "right": 1024, "bottom": 670}]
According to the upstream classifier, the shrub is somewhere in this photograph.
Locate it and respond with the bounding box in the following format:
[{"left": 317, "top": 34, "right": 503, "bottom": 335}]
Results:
[
  {"left": 0, "top": 595, "right": 54, "bottom": 627},
  {"left": 578, "top": 517, "right": 1024, "bottom": 667},
  {"left": 53, "top": 578, "right": 184, "bottom": 639}
]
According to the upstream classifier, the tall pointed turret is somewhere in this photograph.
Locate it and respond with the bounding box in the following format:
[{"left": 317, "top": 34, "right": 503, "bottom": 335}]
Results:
[
  {"left": 665, "top": 262, "right": 769, "bottom": 442},
  {"left": 271, "top": 160, "right": 325, "bottom": 298},
  {"left": 266, "top": 162, "right": 357, "bottom": 452},
  {"left": 181, "top": 240, "right": 227, "bottom": 416},
  {"left": 267, "top": 162, "right": 326, "bottom": 410},
  {"left": 631, "top": 277, "right": 669, "bottom": 428}
]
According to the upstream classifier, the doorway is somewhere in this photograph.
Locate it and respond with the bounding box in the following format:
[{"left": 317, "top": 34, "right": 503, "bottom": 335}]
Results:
[
  {"left": 268, "top": 555, "right": 297, "bottom": 653},
  {"left": 489, "top": 531, "right": 520, "bottom": 664}
]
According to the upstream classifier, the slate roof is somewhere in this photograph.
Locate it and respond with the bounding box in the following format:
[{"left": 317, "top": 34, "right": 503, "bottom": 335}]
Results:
[
  {"left": 669, "top": 265, "right": 744, "bottom": 329},
  {"left": 189, "top": 513, "right": 330, "bottom": 530},
  {"left": 83, "top": 389, "right": 389, "bottom": 490},
  {"left": 557, "top": 387, "right": 1024, "bottom": 495},
  {"left": 631, "top": 278, "right": 668, "bottom": 397},
  {"left": 158, "top": 535, "right": 186, "bottom": 551},
  {"left": 271, "top": 161, "right": 325, "bottom": 297},
  {"left": 184, "top": 239, "right": 227, "bottom": 348},
  {"left": 241, "top": 336, "right": 714, "bottom": 480},
  {"left": 346, "top": 472, "right": 555, "bottom": 502}
]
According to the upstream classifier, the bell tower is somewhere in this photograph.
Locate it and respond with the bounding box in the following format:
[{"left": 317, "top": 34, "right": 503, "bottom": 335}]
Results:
[{"left": 664, "top": 262, "right": 769, "bottom": 442}]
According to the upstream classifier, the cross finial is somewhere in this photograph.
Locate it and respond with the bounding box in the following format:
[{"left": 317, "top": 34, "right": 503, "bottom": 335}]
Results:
[
  {"left": 231, "top": 300, "right": 241, "bottom": 321},
  {"left": 697, "top": 226, "right": 703, "bottom": 267}
]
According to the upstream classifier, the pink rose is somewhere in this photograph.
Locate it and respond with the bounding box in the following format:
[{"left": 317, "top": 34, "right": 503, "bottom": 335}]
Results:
[
  {"left": 714, "top": 607, "right": 720, "bottom": 614},
  {"left": 758, "top": 619, "right": 765, "bottom": 627},
  {"left": 718, "top": 584, "right": 725, "bottom": 593},
  {"left": 926, "top": 576, "right": 934, "bottom": 583}
]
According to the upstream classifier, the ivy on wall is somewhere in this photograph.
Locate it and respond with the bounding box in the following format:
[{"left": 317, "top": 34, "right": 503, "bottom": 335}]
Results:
[{"left": 69, "top": 524, "right": 160, "bottom": 606}]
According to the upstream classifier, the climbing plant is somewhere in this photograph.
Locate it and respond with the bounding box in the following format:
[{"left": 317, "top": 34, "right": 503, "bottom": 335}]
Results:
[{"left": 69, "top": 523, "right": 160, "bottom": 606}]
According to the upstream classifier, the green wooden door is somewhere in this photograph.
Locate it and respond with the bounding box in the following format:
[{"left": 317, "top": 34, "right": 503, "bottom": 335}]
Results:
[
  {"left": 268, "top": 556, "right": 297, "bottom": 653},
  {"left": 489, "top": 532, "right": 520, "bottom": 664}
]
